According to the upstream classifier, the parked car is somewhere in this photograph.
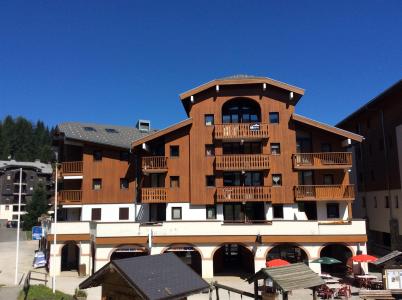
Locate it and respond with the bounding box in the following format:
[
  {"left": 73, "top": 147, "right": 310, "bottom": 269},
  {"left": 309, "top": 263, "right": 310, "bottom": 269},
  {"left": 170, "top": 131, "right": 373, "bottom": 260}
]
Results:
[
  {"left": 33, "top": 251, "right": 47, "bottom": 269},
  {"left": 6, "top": 220, "right": 18, "bottom": 228}
]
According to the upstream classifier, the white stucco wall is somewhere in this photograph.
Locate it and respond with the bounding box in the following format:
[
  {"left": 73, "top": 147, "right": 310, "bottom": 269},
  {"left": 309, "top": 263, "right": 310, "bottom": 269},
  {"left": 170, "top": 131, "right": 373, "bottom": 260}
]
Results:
[
  {"left": 81, "top": 204, "right": 135, "bottom": 222},
  {"left": 316, "top": 201, "right": 348, "bottom": 221},
  {"left": 166, "top": 203, "right": 206, "bottom": 221},
  {"left": 0, "top": 204, "right": 14, "bottom": 220}
]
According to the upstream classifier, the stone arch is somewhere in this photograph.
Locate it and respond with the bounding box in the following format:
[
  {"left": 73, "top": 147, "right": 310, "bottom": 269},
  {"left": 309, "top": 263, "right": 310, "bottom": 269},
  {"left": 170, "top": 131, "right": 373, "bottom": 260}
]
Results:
[
  {"left": 163, "top": 244, "right": 202, "bottom": 275},
  {"left": 213, "top": 243, "right": 255, "bottom": 277},
  {"left": 108, "top": 244, "right": 149, "bottom": 261},
  {"left": 266, "top": 243, "right": 310, "bottom": 265},
  {"left": 61, "top": 241, "right": 80, "bottom": 272}
]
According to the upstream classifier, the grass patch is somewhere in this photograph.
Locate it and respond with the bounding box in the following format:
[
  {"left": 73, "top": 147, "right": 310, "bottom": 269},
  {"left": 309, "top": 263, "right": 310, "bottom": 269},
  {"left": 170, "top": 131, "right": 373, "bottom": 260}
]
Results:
[{"left": 18, "top": 284, "right": 74, "bottom": 300}]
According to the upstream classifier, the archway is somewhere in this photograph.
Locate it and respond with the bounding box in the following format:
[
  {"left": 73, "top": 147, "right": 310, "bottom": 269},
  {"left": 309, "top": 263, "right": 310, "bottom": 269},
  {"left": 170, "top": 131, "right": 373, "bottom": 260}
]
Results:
[
  {"left": 320, "top": 244, "right": 353, "bottom": 275},
  {"left": 213, "top": 244, "right": 254, "bottom": 277},
  {"left": 222, "top": 98, "right": 261, "bottom": 123},
  {"left": 110, "top": 245, "right": 148, "bottom": 261},
  {"left": 267, "top": 244, "right": 308, "bottom": 265},
  {"left": 61, "top": 241, "right": 79, "bottom": 272},
  {"left": 164, "top": 245, "right": 202, "bottom": 275}
]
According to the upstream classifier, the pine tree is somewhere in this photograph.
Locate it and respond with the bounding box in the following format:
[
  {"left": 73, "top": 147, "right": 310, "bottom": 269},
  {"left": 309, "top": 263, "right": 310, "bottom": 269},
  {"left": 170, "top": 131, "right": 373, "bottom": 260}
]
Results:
[{"left": 22, "top": 183, "right": 49, "bottom": 231}]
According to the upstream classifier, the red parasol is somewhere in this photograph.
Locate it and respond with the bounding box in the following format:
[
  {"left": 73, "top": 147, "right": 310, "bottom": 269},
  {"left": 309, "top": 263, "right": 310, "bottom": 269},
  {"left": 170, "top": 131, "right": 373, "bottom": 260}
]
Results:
[
  {"left": 266, "top": 259, "right": 290, "bottom": 267},
  {"left": 351, "top": 254, "right": 377, "bottom": 263}
]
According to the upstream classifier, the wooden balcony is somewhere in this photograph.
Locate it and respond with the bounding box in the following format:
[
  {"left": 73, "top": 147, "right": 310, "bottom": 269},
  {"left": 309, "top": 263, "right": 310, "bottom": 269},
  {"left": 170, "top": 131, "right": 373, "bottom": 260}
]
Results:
[
  {"left": 216, "top": 186, "right": 271, "bottom": 202},
  {"left": 59, "top": 190, "right": 82, "bottom": 203},
  {"left": 61, "top": 161, "right": 83, "bottom": 175},
  {"left": 214, "top": 123, "right": 269, "bottom": 141},
  {"left": 292, "top": 152, "right": 352, "bottom": 170},
  {"left": 294, "top": 185, "right": 355, "bottom": 201},
  {"left": 215, "top": 154, "right": 270, "bottom": 171},
  {"left": 141, "top": 188, "right": 168, "bottom": 203},
  {"left": 142, "top": 156, "right": 168, "bottom": 173}
]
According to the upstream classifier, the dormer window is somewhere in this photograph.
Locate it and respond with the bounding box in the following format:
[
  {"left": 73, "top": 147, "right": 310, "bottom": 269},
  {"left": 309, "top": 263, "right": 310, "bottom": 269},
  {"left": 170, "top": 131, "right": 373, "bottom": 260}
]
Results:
[
  {"left": 105, "top": 128, "right": 118, "bottom": 133},
  {"left": 83, "top": 126, "right": 96, "bottom": 132}
]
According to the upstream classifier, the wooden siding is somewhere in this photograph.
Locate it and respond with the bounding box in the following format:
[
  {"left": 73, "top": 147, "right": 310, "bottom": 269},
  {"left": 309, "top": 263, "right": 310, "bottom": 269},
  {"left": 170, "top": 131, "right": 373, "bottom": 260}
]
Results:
[
  {"left": 216, "top": 186, "right": 271, "bottom": 202},
  {"left": 215, "top": 154, "right": 270, "bottom": 171},
  {"left": 294, "top": 185, "right": 355, "bottom": 201},
  {"left": 292, "top": 152, "right": 352, "bottom": 169}
]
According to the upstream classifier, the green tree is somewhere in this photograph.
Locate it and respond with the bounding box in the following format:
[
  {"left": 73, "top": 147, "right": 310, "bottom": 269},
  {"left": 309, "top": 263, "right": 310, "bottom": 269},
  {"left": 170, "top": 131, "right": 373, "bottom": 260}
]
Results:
[{"left": 22, "top": 183, "right": 49, "bottom": 231}]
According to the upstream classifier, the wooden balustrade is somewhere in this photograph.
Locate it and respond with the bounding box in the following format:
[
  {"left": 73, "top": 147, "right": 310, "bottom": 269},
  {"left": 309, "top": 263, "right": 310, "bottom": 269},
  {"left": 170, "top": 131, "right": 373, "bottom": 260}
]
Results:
[
  {"left": 142, "top": 156, "right": 168, "bottom": 172},
  {"left": 61, "top": 161, "right": 83, "bottom": 174},
  {"left": 141, "top": 188, "right": 168, "bottom": 203},
  {"left": 60, "top": 190, "right": 82, "bottom": 203},
  {"left": 293, "top": 152, "right": 352, "bottom": 169},
  {"left": 294, "top": 185, "right": 355, "bottom": 201},
  {"left": 215, "top": 123, "right": 269, "bottom": 140},
  {"left": 216, "top": 186, "right": 271, "bottom": 202},
  {"left": 215, "top": 154, "right": 270, "bottom": 171}
]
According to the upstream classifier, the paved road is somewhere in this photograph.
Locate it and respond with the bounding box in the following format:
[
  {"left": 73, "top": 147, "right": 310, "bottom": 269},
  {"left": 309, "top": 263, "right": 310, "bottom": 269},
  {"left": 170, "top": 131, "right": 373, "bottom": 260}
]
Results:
[{"left": 0, "top": 226, "right": 27, "bottom": 243}]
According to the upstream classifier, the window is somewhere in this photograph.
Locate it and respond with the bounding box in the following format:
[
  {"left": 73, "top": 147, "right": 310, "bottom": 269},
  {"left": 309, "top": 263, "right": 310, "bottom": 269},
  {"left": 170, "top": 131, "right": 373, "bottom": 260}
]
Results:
[
  {"left": 270, "top": 143, "right": 280, "bottom": 155},
  {"left": 374, "top": 196, "right": 377, "bottom": 208},
  {"left": 120, "top": 178, "right": 129, "bottom": 189},
  {"left": 323, "top": 174, "right": 334, "bottom": 185},
  {"left": 396, "top": 196, "right": 399, "bottom": 209},
  {"left": 368, "top": 143, "right": 372, "bottom": 156},
  {"left": 120, "top": 151, "right": 130, "bottom": 161},
  {"left": 326, "top": 203, "right": 340, "bottom": 218},
  {"left": 205, "top": 114, "right": 214, "bottom": 126},
  {"left": 385, "top": 196, "right": 389, "bottom": 208},
  {"left": 206, "top": 175, "right": 215, "bottom": 187},
  {"left": 206, "top": 205, "right": 217, "bottom": 219},
  {"left": 105, "top": 128, "right": 118, "bottom": 133},
  {"left": 93, "top": 150, "right": 102, "bottom": 161},
  {"left": 379, "top": 138, "right": 384, "bottom": 151},
  {"left": 119, "top": 207, "right": 129, "bottom": 220},
  {"left": 170, "top": 176, "right": 180, "bottom": 188},
  {"left": 272, "top": 174, "right": 282, "bottom": 186},
  {"left": 92, "top": 179, "right": 102, "bottom": 190},
  {"left": 5, "top": 205, "right": 9, "bottom": 210},
  {"left": 171, "top": 207, "right": 182, "bottom": 220},
  {"left": 273, "top": 204, "right": 284, "bottom": 219},
  {"left": 362, "top": 197, "right": 366, "bottom": 208},
  {"left": 205, "top": 145, "right": 215, "bottom": 156},
  {"left": 170, "top": 146, "right": 179, "bottom": 157},
  {"left": 6, "top": 175, "right": 11, "bottom": 180},
  {"left": 370, "top": 170, "right": 375, "bottom": 181},
  {"left": 91, "top": 208, "right": 101, "bottom": 221},
  {"left": 321, "top": 143, "right": 332, "bottom": 152},
  {"left": 269, "top": 112, "right": 279, "bottom": 124},
  {"left": 83, "top": 126, "right": 96, "bottom": 132}
]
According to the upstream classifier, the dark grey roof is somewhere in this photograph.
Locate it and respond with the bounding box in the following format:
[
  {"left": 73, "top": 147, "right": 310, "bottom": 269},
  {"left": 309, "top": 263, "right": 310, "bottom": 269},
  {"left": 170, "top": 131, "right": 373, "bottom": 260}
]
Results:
[
  {"left": 80, "top": 253, "right": 209, "bottom": 300},
  {"left": 247, "top": 263, "right": 325, "bottom": 292},
  {"left": 0, "top": 160, "right": 52, "bottom": 174},
  {"left": 372, "top": 250, "right": 402, "bottom": 266},
  {"left": 57, "top": 122, "right": 157, "bottom": 149}
]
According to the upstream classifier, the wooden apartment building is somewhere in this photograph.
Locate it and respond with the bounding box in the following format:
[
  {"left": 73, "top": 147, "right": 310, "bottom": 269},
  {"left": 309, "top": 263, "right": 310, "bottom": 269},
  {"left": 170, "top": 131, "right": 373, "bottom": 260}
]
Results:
[{"left": 49, "top": 75, "right": 367, "bottom": 278}]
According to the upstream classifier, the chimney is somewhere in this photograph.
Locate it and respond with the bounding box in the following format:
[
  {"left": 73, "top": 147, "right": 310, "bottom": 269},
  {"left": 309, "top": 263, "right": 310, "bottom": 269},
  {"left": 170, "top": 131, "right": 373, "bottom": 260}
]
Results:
[{"left": 136, "top": 120, "right": 151, "bottom": 133}]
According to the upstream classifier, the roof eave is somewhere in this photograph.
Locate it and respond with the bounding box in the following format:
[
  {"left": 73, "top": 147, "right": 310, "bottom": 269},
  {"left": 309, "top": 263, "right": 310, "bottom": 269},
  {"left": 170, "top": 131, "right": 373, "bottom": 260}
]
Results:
[
  {"left": 179, "top": 78, "right": 305, "bottom": 100},
  {"left": 292, "top": 113, "right": 364, "bottom": 143}
]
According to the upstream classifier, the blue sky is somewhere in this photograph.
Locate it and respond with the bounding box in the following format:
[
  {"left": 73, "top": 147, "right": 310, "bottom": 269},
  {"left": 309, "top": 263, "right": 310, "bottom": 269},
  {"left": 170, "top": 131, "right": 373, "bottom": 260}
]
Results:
[{"left": 0, "top": 1, "right": 401, "bottom": 129}]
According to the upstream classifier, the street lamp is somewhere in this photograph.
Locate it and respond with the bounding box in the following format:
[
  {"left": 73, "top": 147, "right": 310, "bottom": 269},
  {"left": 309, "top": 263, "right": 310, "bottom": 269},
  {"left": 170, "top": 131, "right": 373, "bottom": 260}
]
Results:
[{"left": 51, "top": 148, "right": 59, "bottom": 293}]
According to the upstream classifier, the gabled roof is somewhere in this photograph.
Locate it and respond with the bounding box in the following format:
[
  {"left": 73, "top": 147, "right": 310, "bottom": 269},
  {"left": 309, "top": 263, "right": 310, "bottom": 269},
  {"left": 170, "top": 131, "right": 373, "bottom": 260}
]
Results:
[
  {"left": 0, "top": 160, "right": 52, "bottom": 174},
  {"left": 372, "top": 250, "right": 402, "bottom": 266},
  {"left": 337, "top": 79, "right": 402, "bottom": 127},
  {"left": 179, "top": 74, "right": 305, "bottom": 100},
  {"left": 79, "top": 253, "right": 209, "bottom": 300},
  {"left": 57, "top": 122, "right": 157, "bottom": 149},
  {"left": 247, "top": 263, "right": 325, "bottom": 292},
  {"left": 131, "top": 119, "right": 192, "bottom": 148},
  {"left": 292, "top": 113, "right": 364, "bottom": 142}
]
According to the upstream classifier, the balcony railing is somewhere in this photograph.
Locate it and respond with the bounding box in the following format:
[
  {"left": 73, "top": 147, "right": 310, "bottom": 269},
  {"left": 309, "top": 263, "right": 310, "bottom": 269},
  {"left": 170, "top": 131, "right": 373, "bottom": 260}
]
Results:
[
  {"left": 294, "top": 185, "right": 355, "bottom": 201},
  {"left": 61, "top": 161, "right": 83, "bottom": 174},
  {"left": 216, "top": 186, "right": 271, "bottom": 202},
  {"left": 60, "top": 190, "right": 82, "bottom": 203},
  {"left": 141, "top": 188, "right": 168, "bottom": 203},
  {"left": 215, "top": 154, "right": 270, "bottom": 171},
  {"left": 142, "top": 156, "right": 168, "bottom": 173},
  {"left": 215, "top": 123, "right": 269, "bottom": 140},
  {"left": 293, "top": 152, "right": 352, "bottom": 169}
]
